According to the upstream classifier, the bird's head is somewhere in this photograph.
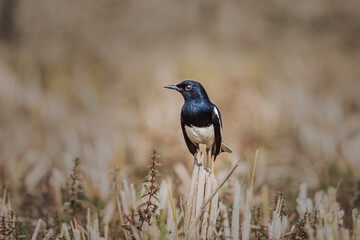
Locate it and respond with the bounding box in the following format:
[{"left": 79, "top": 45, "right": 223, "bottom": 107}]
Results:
[{"left": 164, "top": 80, "right": 209, "bottom": 100}]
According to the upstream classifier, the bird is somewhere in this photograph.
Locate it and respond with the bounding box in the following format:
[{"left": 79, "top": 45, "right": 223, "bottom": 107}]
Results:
[{"left": 164, "top": 80, "right": 232, "bottom": 171}]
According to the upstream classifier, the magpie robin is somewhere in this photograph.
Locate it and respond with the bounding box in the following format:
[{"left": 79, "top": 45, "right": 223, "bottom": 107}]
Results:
[{"left": 164, "top": 80, "right": 232, "bottom": 171}]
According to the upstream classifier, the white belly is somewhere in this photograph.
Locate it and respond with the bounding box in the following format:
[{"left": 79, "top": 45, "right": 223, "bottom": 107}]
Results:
[{"left": 185, "top": 125, "right": 215, "bottom": 147}]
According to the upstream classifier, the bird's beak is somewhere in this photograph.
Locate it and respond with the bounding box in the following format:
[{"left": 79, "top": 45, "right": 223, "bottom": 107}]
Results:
[{"left": 164, "top": 84, "right": 181, "bottom": 91}]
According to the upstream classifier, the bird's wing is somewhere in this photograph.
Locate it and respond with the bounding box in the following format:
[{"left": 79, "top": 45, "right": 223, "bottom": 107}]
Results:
[
  {"left": 181, "top": 117, "right": 198, "bottom": 155},
  {"left": 211, "top": 105, "right": 223, "bottom": 161}
]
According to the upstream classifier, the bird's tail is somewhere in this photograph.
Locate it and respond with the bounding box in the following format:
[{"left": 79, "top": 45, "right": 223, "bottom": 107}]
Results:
[{"left": 220, "top": 141, "right": 232, "bottom": 153}]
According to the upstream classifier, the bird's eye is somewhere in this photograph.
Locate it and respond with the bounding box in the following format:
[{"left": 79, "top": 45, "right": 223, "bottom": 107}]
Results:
[{"left": 185, "top": 85, "right": 192, "bottom": 91}]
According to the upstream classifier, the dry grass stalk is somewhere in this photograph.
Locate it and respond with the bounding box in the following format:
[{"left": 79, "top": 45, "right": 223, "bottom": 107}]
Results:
[
  {"left": 51, "top": 169, "right": 65, "bottom": 220},
  {"left": 231, "top": 181, "right": 241, "bottom": 240},
  {"left": 63, "top": 223, "right": 71, "bottom": 240},
  {"left": 219, "top": 202, "right": 231, "bottom": 239},
  {"left": 114, "top": 162, "right": 130, "bottom": 240},
  {"left": 116, "top": 194, "right": 129, "bottom": 240},
  {"left": 296, "top": 183, "right": 313, "bottom": 217},
  {"left": 31, "top": 219, "right": 43, "bottom": 240},
  {"left": 130, "top": 183, "right": 137, "bottom": 210},
  {"left": 120, "top": 191, "right": 130, "bottom": 215},
  {"left": 242, "top": 190, "right": 252, "bottom": 240},
  {"left": 186, "top": 164, "right": 207, "bottom": 239},
  {"left": 43, "top": 229, "right": 54, "bottom": 240},
  {"left": 73, "top": 229, "right": 81, "bottom": 240},
  {"left": 166, "top": 182, "right": 178, "bottom": 238},
  {"left": 123, "top": 180, "right": 133, "bottom": 210},
  {"left": 207, "top": 176, "right": 218, "bottom": 238},
  {"left": 184, "top": 164, "right": 200, "bottom": 232},
  {"left": 268, "top": 194, "right": 288, "bottom": 240},
  {"left": 296, "top": 183, "right": 345, "bottom": 227},
  {"left": 70, "top": 220, "right": 81, "bottom": 240},
  {"left": 186, "top": 157, "right": 242, "bottom": 239},
  {"left": 200, "top": 173, "right": 211, "bottom": 239},
  {"left": 195, "top": 166, "right": 207, "bottom": 220},
  {"left": 241, "top": 151, "right": 258, "bottom": 240},
  {"left": 0, "top": 190, "right": 12, "bottom": 219},
  {"left": 353, "top": 209, "right": 360, "bottom": 240},
  {"left": 262, "top": 185, "right": 270, "bottom": 223}
]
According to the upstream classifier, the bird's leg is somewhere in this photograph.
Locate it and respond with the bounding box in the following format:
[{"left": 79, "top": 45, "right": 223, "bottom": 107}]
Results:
[{"left": 205, "top": 148, "right": 211, "bottom": 173}]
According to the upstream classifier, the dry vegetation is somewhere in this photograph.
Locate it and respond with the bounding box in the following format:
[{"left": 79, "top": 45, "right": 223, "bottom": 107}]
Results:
[{"left": 0, "top": 0, "right": 360, "bottom": 239}]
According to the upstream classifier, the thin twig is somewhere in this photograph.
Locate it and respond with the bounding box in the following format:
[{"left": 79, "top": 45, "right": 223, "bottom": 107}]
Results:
[{"left": 250, "top": 149, "right": 259, "bottom": 192}]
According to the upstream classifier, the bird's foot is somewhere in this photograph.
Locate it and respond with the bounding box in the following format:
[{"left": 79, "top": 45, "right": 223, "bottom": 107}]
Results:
[
  {"left": 194, "top": 155, "right": 202, "bottom": 165},
  {"left": 204, "top": 167, "right": 212, "bottom": 174}
]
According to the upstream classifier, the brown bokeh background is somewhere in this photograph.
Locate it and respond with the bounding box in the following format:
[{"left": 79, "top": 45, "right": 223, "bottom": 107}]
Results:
[{"left": 0, "top": 0, "right": 359, "bottom": 206}]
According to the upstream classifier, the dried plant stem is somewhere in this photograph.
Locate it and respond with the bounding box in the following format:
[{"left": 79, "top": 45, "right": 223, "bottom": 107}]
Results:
[
  {"left": 167, "top": 183, "right": 179, "bottom": 240},
  {"left": 43, "top": 229, "right": 53, "bottom": 240},
  {"left": 353, "top": 209, "right": 359, "bottom": 240},
  {"left": 200, "top": 174, "right": 211, "bottom": 239},
  {"left": 242, "top": 151, "right": 258, "bottom": 240},
  {"left": 219, "top": 202, "right": 231, "bottom": 238},
  {"left": 187, "top": 157, "right": 243, "bottom": 235},
  {"left": 63, "top": 223, "right": 71, "bottom": 240},
  {"left": 201, "top": 157, "right": 243, "bottom": 212},
  {"left": 31, "top": 219, "right": 42, "bottom": 240},
  {"left": 242, "top": 190, "right": 252, "bottom": 240},
  {"left": 207, "top": 175, "right": 218, "bottom": 237},
  {"left": 184, "top": 165, "right": 200, "bottom": 231},
  {"left": 262, "top": 185, "right": 270, "bottom": 223},
  {"left": 116, "top": 195, "right": 129, "bottom": 240},
  {"left": 250, "top": 149, "right": 259, "bottom": 192},
  {"left": 195, "top": 167, "right": 207, "bottom": 215},
  {"left": 114, "top": 160, "right": 129, "bottom": 240},
  {"left": 54, "top": 184, "right": 63, "bottom": 220},
  {"left": 231, "top": 181, "right": 241, "bottom": 240}
]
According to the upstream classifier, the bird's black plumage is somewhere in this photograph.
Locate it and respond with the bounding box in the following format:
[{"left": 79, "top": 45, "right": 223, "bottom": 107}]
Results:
[{"left": 164, "top": 80, "right": 231, "bottom": 169}]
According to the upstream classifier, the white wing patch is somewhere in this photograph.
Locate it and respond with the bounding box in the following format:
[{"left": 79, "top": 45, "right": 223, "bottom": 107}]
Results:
[{"left": 213, "top": 106, "right": 223, "bottom": 137}]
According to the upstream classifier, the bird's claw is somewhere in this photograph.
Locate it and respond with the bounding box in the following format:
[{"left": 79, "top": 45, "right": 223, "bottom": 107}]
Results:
[
  {"left": 194, "top": 155, "right": 202, "bottom": 165},
  {"left": 205, "top": 167, "right": 211, "bottom": 174}
]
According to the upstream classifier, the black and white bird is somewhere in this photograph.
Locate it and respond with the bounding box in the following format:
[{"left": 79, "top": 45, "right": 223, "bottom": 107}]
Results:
[{"left": 164, "top": 80, "right": 232, "bottom": 171}]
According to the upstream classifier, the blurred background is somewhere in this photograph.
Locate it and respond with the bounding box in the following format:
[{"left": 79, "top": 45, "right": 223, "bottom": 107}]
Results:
[{"left": 0, "top": 0, "right": 359, "bottom": 212}]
